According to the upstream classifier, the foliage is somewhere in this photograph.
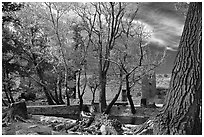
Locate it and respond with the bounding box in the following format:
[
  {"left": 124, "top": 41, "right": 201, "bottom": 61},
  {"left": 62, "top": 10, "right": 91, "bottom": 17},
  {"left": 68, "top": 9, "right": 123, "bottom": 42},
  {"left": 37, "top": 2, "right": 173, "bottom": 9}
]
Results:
[{"left": 2, "top": 2, "right": 24, "bottom": 103}]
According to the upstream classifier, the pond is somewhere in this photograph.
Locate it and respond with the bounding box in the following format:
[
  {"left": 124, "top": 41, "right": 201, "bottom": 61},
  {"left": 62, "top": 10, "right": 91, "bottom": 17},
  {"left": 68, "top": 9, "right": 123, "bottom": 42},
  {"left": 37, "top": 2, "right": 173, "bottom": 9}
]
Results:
[{"left": 43, "top": 114, "right": 148, "bottom": 125}]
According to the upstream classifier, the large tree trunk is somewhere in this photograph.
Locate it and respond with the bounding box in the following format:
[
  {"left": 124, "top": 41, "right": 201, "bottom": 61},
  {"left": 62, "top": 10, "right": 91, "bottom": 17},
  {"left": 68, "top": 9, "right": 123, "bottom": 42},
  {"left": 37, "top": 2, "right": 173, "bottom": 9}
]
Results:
[{"left": 153, "top": 2, "right": 202, "bottom": 135}]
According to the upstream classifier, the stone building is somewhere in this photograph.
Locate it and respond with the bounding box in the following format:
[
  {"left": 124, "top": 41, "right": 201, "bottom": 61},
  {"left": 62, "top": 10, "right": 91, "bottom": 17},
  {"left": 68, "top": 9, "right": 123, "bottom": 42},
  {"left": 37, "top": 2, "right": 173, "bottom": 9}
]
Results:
[{"left": 141, "top": 71, "right": 157, "bottom": 106}]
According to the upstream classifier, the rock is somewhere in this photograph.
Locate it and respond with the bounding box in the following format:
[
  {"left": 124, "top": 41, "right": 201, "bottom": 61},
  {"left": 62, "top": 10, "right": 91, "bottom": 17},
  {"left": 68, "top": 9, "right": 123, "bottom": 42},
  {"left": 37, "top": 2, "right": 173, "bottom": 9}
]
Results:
[
  {"left": 67, "top": 131, "right": 81, "bottom": 135},
  {"left": 99, "top": 124, "right": 118, "bottom": 135},
  {"left": 139, "top": 129, "right": 153, "bottom": 135},
  {"left": 54, "top": 123, "right": 66, "bottom": 131},
  {"left": 111, "top": 119, "right": 123, "bottom": 134},
  {"left": 27, "top": 132, "right": 39, "bottom": 135},
  {"left": 28, "top": 125, "right": 52, "bottom": 135},
  {"left": 123, "top": 131, "right": 134, "bottom": 135},
  {"left": 28, "top": 125, "right": 38, "bottom": 128},
  {"left": 100, "top": 125, "right": 106, "bottom": 135},
  {"left": 124, "top": 124, "right": 141, "bottom": 128},
  {"left": 16, "top": 129, "right": 38, "bottom": 135},
  {"left": 52, "top": 131, "right": 68, "bottom": 135}
]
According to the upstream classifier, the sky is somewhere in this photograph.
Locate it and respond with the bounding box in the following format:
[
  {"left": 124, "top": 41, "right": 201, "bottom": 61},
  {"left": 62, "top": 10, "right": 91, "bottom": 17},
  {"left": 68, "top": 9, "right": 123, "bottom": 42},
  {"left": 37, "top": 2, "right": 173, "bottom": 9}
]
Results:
[{"left": 135, "top": 2, "right": 186, "bottom": 74}]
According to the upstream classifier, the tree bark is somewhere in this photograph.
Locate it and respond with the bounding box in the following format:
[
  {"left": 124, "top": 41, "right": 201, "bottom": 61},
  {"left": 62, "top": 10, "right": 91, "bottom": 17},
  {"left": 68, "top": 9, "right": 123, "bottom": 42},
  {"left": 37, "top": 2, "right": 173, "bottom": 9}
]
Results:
[{"left": 153, "top": 2, "right": 202, "bottom": 135}]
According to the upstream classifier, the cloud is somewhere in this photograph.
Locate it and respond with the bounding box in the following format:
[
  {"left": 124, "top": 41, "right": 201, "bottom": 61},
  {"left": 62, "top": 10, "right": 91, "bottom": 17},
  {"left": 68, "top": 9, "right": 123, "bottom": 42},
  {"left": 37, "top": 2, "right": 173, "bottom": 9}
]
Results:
[{"left": 135, "top": 2, "right": 185, "bottom": 51}]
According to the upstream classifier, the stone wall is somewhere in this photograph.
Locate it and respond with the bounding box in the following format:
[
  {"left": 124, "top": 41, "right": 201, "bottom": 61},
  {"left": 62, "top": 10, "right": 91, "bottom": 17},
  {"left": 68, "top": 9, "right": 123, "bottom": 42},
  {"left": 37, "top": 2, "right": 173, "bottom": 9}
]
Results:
[{"left": 27, "top": 105, "right": 80, "bottom": 116}]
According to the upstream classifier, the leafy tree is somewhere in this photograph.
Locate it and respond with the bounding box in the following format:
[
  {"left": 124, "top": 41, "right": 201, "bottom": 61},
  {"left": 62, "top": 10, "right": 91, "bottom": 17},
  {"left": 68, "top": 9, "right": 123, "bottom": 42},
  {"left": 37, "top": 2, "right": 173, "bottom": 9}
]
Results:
[
  {"left": 2, "top": 2, "right": 24, "bottom": 104},
  {"left": 10, "top": 3, "right": 62, "bottom": 105},
  {"left": 14, "top": 2, "right": 76, "bottom": 105}
]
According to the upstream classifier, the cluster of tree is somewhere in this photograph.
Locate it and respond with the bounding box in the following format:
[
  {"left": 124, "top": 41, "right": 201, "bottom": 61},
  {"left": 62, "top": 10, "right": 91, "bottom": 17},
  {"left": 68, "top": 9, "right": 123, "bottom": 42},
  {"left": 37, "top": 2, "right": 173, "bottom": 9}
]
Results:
[
  {"left": 2, "top": 2, "right": 202, "bottom": 135},
  {"left": 2, "top": 2, "right": 76, "bottom": 106},
  {"left": 3, "top": 2, "right": 166, "bottom": 110}
]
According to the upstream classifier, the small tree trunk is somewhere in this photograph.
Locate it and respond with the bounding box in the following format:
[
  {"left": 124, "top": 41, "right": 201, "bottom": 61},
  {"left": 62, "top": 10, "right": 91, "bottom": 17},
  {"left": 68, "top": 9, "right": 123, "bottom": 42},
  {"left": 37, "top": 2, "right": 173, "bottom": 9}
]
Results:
[
  {"left": 43, "top": 86, "right": 56, "bottom": 105},
  {"left": 79, "top": 96, "right": 83, "bottom": 111},
  {"left": 99, "top": 72, "right": 107, "bottom": 113},
  {"left": 126, "top": 75, "right": 136, "bottom": 114},
  {"left": 57, "top": 76, "right": 65, "bottom": 104},
  {"left": 58, "top": 83, "right": 65, "bottom": 104},
  {"left": 105, "top": 69, "right": 123, "bottom": 114},
  {"left": 104, "top": 87, "right": 122, "bottom": 114},
  {"left": 54, "top": 86, "right": 60, "bottom": 104},
  {"left": 65, "top": 90, "right": 70, "bottom": 106},
  {"left": 77, "top": 70, "right": 84, "bottom": 111},
  {"left": 91, "top": 89, "right": 96, "bottom": 105},
  {"left": 64, "top": 71, "right": 70, "bottom": 105}
]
